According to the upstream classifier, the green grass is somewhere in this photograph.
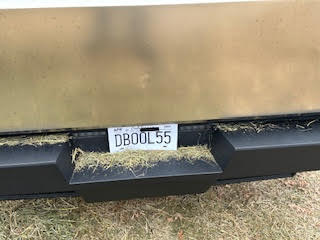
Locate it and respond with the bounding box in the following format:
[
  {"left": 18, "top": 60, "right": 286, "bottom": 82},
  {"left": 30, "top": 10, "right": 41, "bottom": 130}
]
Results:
[{"left": 0, "top": 171, "right": 319, "bottom": 240}]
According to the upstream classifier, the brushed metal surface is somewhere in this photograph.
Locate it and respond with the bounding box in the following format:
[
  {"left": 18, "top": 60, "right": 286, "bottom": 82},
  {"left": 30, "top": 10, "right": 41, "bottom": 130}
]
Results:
[
  {"left": 0, "top": 0, "right": 259, "bottom": 9},
  {"left": 0, "top": 1, "right": 320, "bottom": 133}
]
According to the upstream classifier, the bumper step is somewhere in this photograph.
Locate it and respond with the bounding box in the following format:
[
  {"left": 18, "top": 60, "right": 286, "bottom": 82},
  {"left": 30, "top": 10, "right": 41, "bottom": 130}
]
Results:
[{"left": 70, "top": 159, "right": 222, "bottom": 202}]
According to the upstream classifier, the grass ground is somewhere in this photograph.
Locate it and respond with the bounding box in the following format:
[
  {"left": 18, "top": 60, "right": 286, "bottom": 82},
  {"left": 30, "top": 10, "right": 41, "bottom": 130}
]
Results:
[{"left": 0, "top": 171, "right": 319, "bottom": 240}]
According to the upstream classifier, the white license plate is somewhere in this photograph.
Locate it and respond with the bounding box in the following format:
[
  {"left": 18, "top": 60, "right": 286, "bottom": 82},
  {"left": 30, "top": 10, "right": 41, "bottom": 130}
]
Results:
[{"left": 108, "top": 124, "right": 178, "bottom": 153}]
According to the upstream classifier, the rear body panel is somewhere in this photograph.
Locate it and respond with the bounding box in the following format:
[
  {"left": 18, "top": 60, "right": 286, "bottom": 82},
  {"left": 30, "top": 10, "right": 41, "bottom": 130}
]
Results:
[
  {"left": 1, "top": 1, "right": 320, "bottom": 202},
  {"left": 0, "top": 1, "right": 320, "bottom": 133}
]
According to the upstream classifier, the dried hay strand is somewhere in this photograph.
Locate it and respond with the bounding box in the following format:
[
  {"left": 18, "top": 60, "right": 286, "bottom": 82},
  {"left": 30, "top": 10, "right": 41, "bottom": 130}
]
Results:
[
  {"left": 216, "top": 119, "right": 320, "bottom": 133},
  {"left": 0, "top": 134, "right": 69, "bottom": 147},
  {"left": 216, "top": 122, "right": 285, "bottom": 133},
  {"left": 72, "top": 145, "right": 215, "bottom": 172}
]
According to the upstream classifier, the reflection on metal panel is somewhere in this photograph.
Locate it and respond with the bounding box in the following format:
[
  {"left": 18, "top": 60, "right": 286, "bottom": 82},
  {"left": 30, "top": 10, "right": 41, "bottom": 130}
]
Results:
[
  {"left": 0, "top": 1, "right": 320, "bottom": 133},
  {"left": 0, "top": 0, "right": 263, "bottom": 9}
]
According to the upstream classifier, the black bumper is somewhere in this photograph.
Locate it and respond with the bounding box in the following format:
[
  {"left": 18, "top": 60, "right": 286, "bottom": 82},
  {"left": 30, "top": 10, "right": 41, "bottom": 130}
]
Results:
[{"left": 0, "top": 119, "right": 320, "bottom": 202}]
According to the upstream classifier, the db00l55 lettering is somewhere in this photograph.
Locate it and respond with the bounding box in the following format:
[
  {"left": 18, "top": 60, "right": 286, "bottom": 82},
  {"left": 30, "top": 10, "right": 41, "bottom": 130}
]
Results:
[{"left": 114, "top": 131, "right": 171, "bottom": 147}]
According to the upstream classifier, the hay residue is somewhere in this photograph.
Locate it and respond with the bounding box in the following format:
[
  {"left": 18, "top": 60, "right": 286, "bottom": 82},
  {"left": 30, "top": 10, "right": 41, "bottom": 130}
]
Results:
[
  {"left": 216, "top": 119, "right": 320, "bottom": 133},
  {"left": 72, "top": 146, "right": 215, "bottom": 172},
  {"left": 0, "top": 134, "right": 69, "bottom": 147},
  {"left": 216, "top": 122, "right": 285, "bottom": 133}
]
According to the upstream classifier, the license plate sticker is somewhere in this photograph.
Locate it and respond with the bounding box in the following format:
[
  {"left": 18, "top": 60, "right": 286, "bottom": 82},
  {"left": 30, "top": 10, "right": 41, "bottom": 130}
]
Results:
[{"left": 108, "top": 124, "right": 178, "bottom": 153}]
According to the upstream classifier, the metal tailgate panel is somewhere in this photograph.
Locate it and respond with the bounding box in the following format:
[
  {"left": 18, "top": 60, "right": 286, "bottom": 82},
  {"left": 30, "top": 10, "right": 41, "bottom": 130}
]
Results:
[{"left": 0, "top": 1, "right": 320, "bottom": 133}]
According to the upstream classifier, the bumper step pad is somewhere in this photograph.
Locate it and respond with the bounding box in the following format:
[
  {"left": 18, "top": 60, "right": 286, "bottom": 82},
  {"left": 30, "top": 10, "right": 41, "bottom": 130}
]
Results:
[
  {"left": 0, "top": 121, "right": 319, "bottom": 202},
  {"left": 70, "top": 159, "right": 222, "bottom": 202}
]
